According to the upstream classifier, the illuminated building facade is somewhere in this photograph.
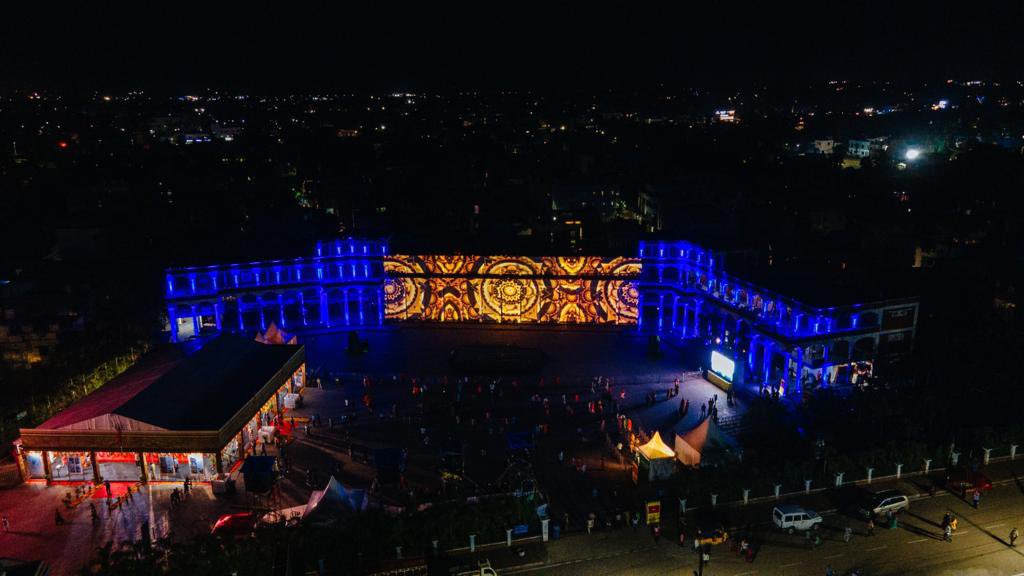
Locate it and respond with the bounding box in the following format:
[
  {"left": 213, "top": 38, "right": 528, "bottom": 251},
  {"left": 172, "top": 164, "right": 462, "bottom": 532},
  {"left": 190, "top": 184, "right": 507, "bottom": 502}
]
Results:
[
  {"left": 636, "top": 241, "right": 918, "bottom": 395},
  {"left": 165, "top": 238, "right": 917, "bottom": 394},
  {"left": 165, "top": 239, "right": 388, "bottom": 342}
]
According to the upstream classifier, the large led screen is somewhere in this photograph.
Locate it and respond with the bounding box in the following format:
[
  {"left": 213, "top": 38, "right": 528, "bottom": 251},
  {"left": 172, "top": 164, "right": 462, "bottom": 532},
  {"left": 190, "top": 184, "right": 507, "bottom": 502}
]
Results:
[
  {"left": 383, "top": 255, "right": 641, "bottom": 324},
  {"left": 710, "top": 350, "right": 735, "bottom": 382}
]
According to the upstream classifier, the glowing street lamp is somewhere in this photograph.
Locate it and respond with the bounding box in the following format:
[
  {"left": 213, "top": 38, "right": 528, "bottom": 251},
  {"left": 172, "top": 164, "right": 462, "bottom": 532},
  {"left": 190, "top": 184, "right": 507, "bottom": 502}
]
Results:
[{"left": 904, "top": 148, "right": 921, "bottom": 161}]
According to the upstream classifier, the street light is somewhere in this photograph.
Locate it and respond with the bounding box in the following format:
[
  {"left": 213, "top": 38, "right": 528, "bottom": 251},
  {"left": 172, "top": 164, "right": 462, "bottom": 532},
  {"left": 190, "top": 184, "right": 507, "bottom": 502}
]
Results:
[{"left": 904, "top": 148, "right": 921, "bottom": 161}]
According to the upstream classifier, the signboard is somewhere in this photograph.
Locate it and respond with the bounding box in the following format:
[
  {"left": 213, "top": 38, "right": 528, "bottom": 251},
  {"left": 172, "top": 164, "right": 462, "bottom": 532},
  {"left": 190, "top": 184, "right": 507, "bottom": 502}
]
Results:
[
  {"left": 646, "top": 500, "right": 661, "bottom": 525},
  {"left": 882, "top": 307, "right": 916, "bottom": 330}
]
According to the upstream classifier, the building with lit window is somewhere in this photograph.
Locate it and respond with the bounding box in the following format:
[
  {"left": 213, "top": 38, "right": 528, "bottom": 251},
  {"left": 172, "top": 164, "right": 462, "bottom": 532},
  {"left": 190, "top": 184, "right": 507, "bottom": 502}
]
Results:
[
  {"left": 161, "top": 237, "right": 917, "bottom": 400},
  {"left": 16, "top": 336, "right": 304, "bottom": 484}
]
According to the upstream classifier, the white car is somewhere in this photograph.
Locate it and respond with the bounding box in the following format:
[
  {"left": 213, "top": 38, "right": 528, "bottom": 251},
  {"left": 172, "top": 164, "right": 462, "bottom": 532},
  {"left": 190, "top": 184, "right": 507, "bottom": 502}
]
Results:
[
  {"left": 772, "top": 505, "right": 823, "bottom": 534},
  {"left": 858, "top": 490, "right": 910, "bottom": 519}
]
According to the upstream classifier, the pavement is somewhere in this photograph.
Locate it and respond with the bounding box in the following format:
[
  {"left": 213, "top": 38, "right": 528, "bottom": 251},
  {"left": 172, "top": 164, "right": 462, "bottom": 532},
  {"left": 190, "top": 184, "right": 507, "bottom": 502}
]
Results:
[
  {"left": 498, "top": 460, "right": 1024, "bottom": 576},
  {"left": 0, "top": 481, "right": 251, "bottom": 575}
]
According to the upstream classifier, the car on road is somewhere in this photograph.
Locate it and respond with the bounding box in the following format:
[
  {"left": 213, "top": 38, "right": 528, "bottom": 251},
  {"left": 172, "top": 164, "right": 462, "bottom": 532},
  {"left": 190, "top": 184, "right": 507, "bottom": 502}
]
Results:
[
  {"left": 691, "top": 526, "right": 729, "bottom": 546},
  {"left": 857, "top": 489, "right": 909, "bottom": 519},
  {"left": 211, "top": 512, "right": 260, "bottom": 538},
  {"left": 772, "top": 504, "right": 823, "bottom": 534},
  {"left": 944, "top": 468, "right": 993, "bottom": 496}
]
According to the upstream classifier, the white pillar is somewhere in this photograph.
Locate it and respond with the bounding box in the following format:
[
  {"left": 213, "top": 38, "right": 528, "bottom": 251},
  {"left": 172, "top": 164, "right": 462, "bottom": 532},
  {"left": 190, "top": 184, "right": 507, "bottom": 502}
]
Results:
[
  {"left": 835, "top": 472, "right": 844, "bottom": 487},
  {"left": 743, "top": 489, "right": 750, "bottom": 505},
  {"left": 541, "top": 518, "right": 550, "bottom": 542},
  {"left": 395, "top": 546, "right": 402, "bottom": 559},
  {"left": 469, "top": 534, "right": 476, "bottom": 552},
  {"left": 896, "top": 463, "right": 903, "bottom": 479},
  {"left": 710, "top": 494, "right": 718, "bottom": 507},
  {"left": 506, "top": 528, "right": 513, "bottom": 547},
  {"left": 983, "top": 448, "right": 992, "bottom": 465},
  {"left": 1011, "top": 445, "right": 1018, "bottom": 461},
  {"left": 774, "top": 484, "right": 781, "bottom": 499},
  {"left": 866, "top": 467, "right": 874, "bottom": 484},
  {"left": 804, "top": 479, "right": 812, "bottom": 494},
  {"left": 924, "top": 459, "right": 932, "bottom": 474},
  {"left": 679, "top": 498, "right": 687, "bottom": 513},
  {"left": 951, "top": 452, "right": 960, "bottom": 466}
]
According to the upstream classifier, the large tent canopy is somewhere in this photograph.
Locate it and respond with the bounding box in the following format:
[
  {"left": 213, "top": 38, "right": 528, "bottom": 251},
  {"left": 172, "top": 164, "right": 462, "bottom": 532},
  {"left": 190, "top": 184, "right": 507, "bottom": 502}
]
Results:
[
  {"left": 302, "top": 475, "right": 368, "bottom": 526},
  {"left": 674, "top": 418, "right": 741, "bottom": 468}
]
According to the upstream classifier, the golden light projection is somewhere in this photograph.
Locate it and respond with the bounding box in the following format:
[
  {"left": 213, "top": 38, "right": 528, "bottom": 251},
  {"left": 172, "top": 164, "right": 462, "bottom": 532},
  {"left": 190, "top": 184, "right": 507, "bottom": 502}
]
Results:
[{"left": 384, "top": 255, "right": 641, "bottom": 324}]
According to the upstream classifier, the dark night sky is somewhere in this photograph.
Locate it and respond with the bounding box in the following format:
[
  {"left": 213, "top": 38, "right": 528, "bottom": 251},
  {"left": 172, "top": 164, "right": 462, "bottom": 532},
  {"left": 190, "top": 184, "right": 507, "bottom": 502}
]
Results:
[{"left": 2, "top": 1, "right": 1022, "bottom": 92}]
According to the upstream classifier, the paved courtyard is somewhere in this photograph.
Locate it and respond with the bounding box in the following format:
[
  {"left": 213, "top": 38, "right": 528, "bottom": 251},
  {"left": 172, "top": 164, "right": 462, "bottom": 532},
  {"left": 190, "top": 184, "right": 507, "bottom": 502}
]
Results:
[{"left": 0, "top": 324, "right": 746, "bottom": 574}]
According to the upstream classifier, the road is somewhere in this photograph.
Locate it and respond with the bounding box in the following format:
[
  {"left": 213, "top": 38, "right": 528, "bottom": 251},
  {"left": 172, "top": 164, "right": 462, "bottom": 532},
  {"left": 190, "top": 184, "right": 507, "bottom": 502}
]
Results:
[{"left": 512, "top": 480, "right": 1024, "bottom": 575}]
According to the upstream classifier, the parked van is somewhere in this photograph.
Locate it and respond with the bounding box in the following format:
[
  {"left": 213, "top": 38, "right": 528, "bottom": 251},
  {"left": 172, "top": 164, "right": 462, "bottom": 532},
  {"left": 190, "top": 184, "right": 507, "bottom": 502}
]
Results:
[{"left": 772, "top": 505, "right": 823, "bottom": 534}]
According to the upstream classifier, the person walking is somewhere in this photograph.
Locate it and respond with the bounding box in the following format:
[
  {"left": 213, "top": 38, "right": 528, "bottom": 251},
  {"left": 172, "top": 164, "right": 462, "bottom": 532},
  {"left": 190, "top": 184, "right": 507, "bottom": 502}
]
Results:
[
  {"left": 1010, "top": 527, "right": 1019, "bottom": 547},
  {"left": 972, "top": 490, "right": 981, "bottom": 509},
  {"left": 866, "top": 518, "right": 875, "bottom": 536},
  {"left": 944, "top": 523, "right": 953, "bottom": 542},
  {"left": 843, "top": 526, "right": 852, "bottom": 542}
]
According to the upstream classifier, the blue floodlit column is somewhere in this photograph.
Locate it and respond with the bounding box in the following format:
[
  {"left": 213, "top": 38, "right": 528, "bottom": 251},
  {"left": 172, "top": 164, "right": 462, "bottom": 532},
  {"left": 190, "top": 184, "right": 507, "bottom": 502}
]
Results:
[
  {"left": 658, "top": 293, "right": 665, "bottom": 331},
  {"left": 671, "top": 295, "right": 679, "bottom": 331},
  {"left": 277, "top": 294, "right": 286, "bottom": 328},
  {"left": 681, "top": 303, "right": 689, "bottom": 338},
  {"left": 783, "top": 352, "right": 793, "bottom": 394},
  {"left": 358, "top": 289, "right": 365, "bottom": 325},
  {"left": 214, "top": 301, "right": 223, "bottom": 331},
  {"left": 343, "top": 290, "right": 351, "bottom": 325},
  {"left": 762, "top": 341, "right": 773, "bottom": 383},
  {"left": 299, "top": 293, "right": 308, "bottom": 326},
  {"left": 238, "top": 300, "right": 246, "bottom": 331},
  {"left": 190, "top": 305, "right": 200, "bottom": 338},
  {"left": 377, "top": 287, "right": 384, "bottom": 325},
  {"left": 319, "top": 289, "right": 329, "bottom": 327},
  {"left": 795, "top": 347, "right": 805, "bottom": 396},
  {"left": 637, "top": 292, "right": 644, "bottom": 331},
  {"left": 168, "top": 305, "right": 179, "bottom": 343},
  {"left": 693, "top": 301, "right": 702, "bottom": 338},
  {"left": 258, "top": 299, "right": 266, "bottom": 330}
]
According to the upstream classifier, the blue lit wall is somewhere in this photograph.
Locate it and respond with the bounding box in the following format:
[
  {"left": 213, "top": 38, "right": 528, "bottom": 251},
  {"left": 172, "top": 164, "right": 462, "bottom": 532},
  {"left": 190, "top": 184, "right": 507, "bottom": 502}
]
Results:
[
  {"left": 165, "top": 238, "right": 388, "bottom": 342},
  {"left": 636, "top": 240, "right": 918, "bottom": 394}
]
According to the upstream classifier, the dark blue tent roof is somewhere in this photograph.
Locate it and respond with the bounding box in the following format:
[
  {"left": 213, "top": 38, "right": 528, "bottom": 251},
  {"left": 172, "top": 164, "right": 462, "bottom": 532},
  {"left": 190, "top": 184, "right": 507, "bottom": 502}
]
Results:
[{"left": 116, "top": 336, "right": 302, "bottom": 430}]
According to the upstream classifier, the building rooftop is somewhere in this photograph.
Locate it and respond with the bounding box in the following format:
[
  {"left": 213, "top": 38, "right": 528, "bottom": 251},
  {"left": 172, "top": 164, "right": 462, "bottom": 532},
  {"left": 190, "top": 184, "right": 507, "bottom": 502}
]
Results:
[{"left": 37, "top": 336, "right": 303, "bottom": 432}]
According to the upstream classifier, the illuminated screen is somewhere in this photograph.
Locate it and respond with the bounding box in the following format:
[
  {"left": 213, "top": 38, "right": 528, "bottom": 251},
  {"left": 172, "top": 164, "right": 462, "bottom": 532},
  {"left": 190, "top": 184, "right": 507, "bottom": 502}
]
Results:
[
  {"left": 384, "top": 255, "right": 641, "bottom": 324},
  {"left": 710, "top": 350, "right": 735, "bottom": 382}
]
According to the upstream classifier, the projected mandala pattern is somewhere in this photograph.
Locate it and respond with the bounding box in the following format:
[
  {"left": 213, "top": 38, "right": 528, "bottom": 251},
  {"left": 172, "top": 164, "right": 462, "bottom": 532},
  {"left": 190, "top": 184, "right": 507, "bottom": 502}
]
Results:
[{"left": 383, "top": 255, "right": 641, "bottom": 324}]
